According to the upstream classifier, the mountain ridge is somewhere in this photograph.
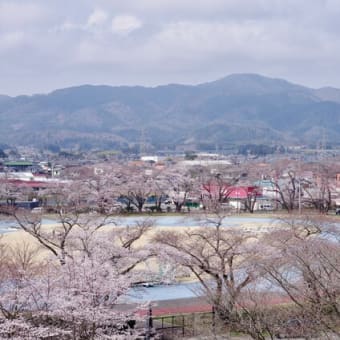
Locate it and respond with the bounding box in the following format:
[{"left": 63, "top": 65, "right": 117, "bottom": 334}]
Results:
[
  {"left": 1, "top": 74, "right": 340, "bottom": 151},
  {"left": 4, "top": 73, "right": 339, "bottom": 98}
]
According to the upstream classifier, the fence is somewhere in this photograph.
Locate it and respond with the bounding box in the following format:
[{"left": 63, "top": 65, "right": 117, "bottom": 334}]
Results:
[{"left": 142, "top": 306, "right": 219, "bottom": 339}]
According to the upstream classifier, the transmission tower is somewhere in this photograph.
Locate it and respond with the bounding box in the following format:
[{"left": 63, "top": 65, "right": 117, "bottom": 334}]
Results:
[
  {"left": 139, "top": 128, "right": 147, "bottom": 156},
  {"left": 318, "top": 127, "right": 327, "bottom": 161}
]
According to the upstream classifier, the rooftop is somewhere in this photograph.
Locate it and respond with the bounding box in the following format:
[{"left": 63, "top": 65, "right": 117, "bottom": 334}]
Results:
[{"left": 5, "top": 161, "right": 33, "bottom": 166}]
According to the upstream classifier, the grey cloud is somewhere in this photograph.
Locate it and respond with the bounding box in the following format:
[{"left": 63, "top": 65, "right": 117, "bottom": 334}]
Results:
[{"left": 1, "top": 0, "right": 340, "bottom": 95}]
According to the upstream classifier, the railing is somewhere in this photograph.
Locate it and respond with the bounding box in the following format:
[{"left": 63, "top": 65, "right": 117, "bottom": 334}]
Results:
[{"left": 142, "top": 306, "right": 216, "bottom": 339}]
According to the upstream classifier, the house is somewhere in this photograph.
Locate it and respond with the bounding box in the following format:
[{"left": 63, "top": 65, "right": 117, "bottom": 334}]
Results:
[
  {"left": 4, "top": 161, "right": 34, "bottom": 172},
  {"left": 202, "top": 182, "right": 263, "bottom": 211},
  {"left": 253, "top": 179, "right": 278, "bottom": 198},
  {"left": 141, "top": 156, "right": 159, "bottom": 163}
]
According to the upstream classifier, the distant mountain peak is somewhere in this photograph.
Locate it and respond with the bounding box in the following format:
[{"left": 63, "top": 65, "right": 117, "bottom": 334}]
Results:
[{"left": 198, "top": 73, "right": 306, "bottom": 96}]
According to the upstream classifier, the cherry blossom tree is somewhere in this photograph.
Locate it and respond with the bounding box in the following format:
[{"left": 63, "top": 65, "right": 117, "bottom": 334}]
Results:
[
  {"left": 153, "top": 213, "right": 260, "bottom": 321},
  {"left": 0, "top": 216, "right": 154, "bottom": 338},
  {"left": 269, "top": 170, "right": 299, "bottom": 212},
  {"left": 163, "top": 167, "right": 199, "bottom": 212},
  {"left": 0, "top": 250, "right": 140, "bottom": 339},
  {"left": 260, "top": 216, "right": 340, "bottom": 337},
  {"left": 302, "top": 164, "right": 334, "bottom": 213}
]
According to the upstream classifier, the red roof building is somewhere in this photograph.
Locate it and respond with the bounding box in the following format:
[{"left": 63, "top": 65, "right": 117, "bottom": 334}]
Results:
[{"left": 202, "top": 182, "right": 262, "bottom": 200}]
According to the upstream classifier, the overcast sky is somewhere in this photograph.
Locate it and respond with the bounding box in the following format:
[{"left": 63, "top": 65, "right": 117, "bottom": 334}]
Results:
[{"left": 1, "top": 0, "right": 340, "bottom": 95}]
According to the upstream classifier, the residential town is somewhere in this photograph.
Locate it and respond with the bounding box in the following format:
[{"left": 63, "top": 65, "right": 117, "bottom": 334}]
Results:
[{"left": 1, "top": 149, "right": 340, "bottom": 216}]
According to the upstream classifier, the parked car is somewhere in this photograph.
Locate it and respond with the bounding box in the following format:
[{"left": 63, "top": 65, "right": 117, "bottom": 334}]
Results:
[
  {"left": 259, "top": 203, "right": 274, "bottom": 211},
  {"left": 160, "top": 200, "right": 176, "bottom": 212},
  {"left": 32, "top": 207, "right": 44, "bottom": 213}
]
